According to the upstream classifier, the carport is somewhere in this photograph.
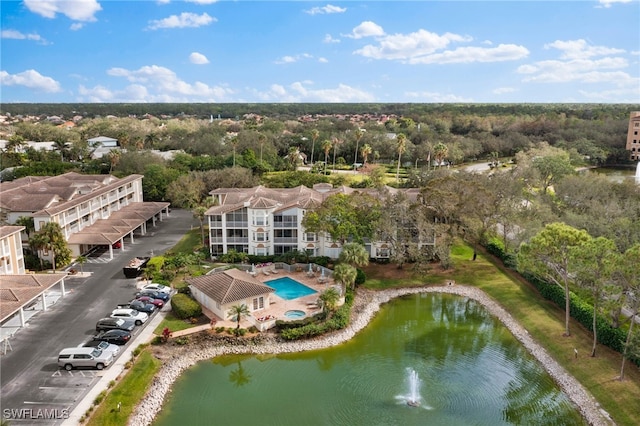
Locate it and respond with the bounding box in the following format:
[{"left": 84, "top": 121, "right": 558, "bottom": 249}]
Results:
[
  {"left": 66, "top": 201, "right": 170, "bottom": 259},
  {"left": 0, "top": 272, "right": 68, "bottom": 354}
]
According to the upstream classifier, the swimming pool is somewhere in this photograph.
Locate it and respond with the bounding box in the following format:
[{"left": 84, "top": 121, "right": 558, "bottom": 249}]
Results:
[{"left": 266, "top": 277, "right": 317, "bottom": 300}]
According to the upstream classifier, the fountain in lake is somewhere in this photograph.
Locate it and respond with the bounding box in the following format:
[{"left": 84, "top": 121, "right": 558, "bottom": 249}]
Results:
[
  {"left": 636, "top": 162, "right": 640, "bottom": 185},
  {"left": 398, "top": 368, "right": 422, "bottom": 407}
]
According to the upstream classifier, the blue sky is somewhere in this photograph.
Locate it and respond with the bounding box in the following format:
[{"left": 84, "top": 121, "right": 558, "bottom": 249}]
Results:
[{"left": 1, "top": 0, "right": 639, "bottom": 103}]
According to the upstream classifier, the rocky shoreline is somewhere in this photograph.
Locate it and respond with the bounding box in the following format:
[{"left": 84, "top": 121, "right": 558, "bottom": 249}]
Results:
[{"left": 128, "top": 285, "right": 613, "bottom": 426}]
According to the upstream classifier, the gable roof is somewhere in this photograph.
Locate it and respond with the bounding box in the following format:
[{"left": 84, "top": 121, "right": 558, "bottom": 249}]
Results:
[{"left": 186, "top": 268, "right": 274, "bottom": 305}]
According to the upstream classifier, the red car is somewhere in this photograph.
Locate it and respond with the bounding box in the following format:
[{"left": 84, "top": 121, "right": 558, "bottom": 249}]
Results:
[{"left": 135, "top": 296, "right": 164, "bottom": 308}]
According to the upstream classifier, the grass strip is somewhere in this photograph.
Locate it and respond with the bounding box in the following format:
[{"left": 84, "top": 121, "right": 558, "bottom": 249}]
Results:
[{"left": 85, "top": 350, "right": 161, "bottom": 426}]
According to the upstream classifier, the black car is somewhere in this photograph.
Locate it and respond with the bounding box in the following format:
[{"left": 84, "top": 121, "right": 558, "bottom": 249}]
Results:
[
  {"left": 129, "top": 299, "right": 155, "bottom": 314},
  {"left": 94, "top": 329, "right": 132, "bottom": 345},
  {"left": 95, "top": 317, "right": 136, "bottom": 332},
  {"left": 135, "top": 289, "right": 170, "bottom": 302}
]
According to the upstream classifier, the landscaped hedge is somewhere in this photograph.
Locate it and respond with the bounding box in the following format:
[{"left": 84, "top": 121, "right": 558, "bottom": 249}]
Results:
[{"left": 170, "top": 293, "right": 202, "bottom": 319}]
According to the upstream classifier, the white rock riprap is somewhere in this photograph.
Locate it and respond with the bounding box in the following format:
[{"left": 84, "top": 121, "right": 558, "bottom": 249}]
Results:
[{"left": 128, "top": 285, "right": 613, "bottom": 426}]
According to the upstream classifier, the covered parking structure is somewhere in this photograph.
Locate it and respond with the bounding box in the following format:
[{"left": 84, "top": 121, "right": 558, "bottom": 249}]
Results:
[
  {"left": 0, "top": 272, "right": 68, "bottom": 354},
  {"left": 66, "top": 201, "right": 170, "bottom": 259}
]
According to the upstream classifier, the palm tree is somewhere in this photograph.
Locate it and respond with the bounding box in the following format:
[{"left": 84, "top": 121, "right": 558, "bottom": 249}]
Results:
[
  {"left": 434, "top": 142, "right": 448, "bottom": 168},
  {"left": 230, "top": 136, "right": 239, "bottom": 167},
  {"left": 318, "top": 287, "right": 340, "bottom": 316},
  {"left": 395, "top": 133, "right": 407, "bottom": 183},
  {"left": 287, "top": 146, "right": 301, "bottom": 170},
  {"left": 15, "top": 216, "right": 35, "bottom": 239},
  {"left": 321, "top": 139, "right": 332, "bottom": 175},
  {"left": 193, "top": 205, "right": 208, "bottom": 246},
  {"left": 29, "top": 232, "right": 48, "bottom": 270},
  {"left": 75, "top": 255, "right": 87, "bottom": 274},
  {"left": 333, "top": 263, "right": 357, "bottom": 293},
  {"left": 228, "top": 304, "right": 251, "bottom": 334},
  {"left": 339, "top": 242, "right": 369, "bottom": 269},
  {"left": 360, "top": 144, "right": 372, "bottom": 166},
  {"left": 107, "top": 149, "right": 121, "bottom": 173},
  {"left": 52, "top": 139, "right": 68, "bottom": 161},
  {"left": 144, "top": 132, "right": 158, "bottom": 149},
  {"left": 331, "top": 136, "right": 343, "bottom": 171},
  {"left": 35, "top": 222, "right": 65, "bottom": 271},
  {"left": 310, "top": 128, "right": 320, "bottom": 165},
  {"left": 353, "top": 128, "right": 364, "bottom": 170},
  {"left": 258, "top": 133, "right": 267, "bottom": 164}
]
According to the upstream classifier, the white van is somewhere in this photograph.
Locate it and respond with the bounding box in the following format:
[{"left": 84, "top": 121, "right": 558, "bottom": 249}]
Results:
[{"left": 57, "top": 347, "right": 113, "bottom": 371}]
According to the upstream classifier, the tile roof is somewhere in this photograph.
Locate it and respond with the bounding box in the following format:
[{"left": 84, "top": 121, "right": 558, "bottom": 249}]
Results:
[
  {"left": 0, "top": 273, "right": 67, "bottom": 322},
  {"left": 0, "top": 172, "right": 141, "bottom": 215},
  {"left": 186, "top": 268, "right": 274, "bottom": 305}
]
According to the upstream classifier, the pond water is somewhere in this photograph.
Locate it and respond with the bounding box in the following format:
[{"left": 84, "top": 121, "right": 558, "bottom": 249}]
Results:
[
  {"left": 154, "top": 293, "right": 584, "bottom": 426},
  {"left": 586, "top": 166, "right": 636, "bottom": 183}
]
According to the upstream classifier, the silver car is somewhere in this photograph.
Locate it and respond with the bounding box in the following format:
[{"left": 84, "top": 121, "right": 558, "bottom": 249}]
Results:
[{"left": 57, "top": 347, "right": 113, "bottom": 371}]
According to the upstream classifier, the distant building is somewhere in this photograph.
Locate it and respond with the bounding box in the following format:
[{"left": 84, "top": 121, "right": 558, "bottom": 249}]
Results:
[
  {"left": 87, "top": 136, "right": 118, "bottom": 148},
  {"left": 0, "top": 172, "right": 169, "bottom": 260},
  {"left": 626, "top": 111, "right": 640, "bottom": 161},
  {"left": 205, "top": 185, "right": 432, "bottom": 260}
]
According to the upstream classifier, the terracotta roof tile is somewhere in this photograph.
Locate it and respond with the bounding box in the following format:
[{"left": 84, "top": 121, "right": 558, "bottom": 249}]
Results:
[{"left": 186, "top": 268, "right": 274, "bottom": 305}]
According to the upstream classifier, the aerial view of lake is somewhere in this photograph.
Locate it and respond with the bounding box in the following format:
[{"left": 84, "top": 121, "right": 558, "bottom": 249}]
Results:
[{"left": 154, "top": 293, "right": 584, "bottom": 426}]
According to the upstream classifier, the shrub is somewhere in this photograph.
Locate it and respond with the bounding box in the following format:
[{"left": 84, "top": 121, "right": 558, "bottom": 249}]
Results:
[
  {"left": 170, "top": 293, "right": 202, "bottom": 319},
  {"left": 355, "top": 268, "right": 366, "bottom": 286}
]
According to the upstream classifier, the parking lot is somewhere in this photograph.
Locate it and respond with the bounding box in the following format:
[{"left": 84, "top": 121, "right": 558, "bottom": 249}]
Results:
[{"left": 0, "top": 209, "right": 196, "bottom": 425}]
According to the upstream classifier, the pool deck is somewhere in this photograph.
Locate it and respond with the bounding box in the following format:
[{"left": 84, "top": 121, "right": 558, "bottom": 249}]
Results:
[{"left": 208, "top": 270, "right": 338, "bottom": 330}]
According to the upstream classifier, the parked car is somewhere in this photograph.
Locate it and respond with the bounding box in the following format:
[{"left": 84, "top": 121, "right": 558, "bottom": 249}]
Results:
[
  {"left": 111, "top": 308, "right": 149, "bottom": 325},
  {"left": 58, "top": 347, "right": 113, "bottom": 371},
  {"left": 94, "top": 329, "right": 132, "bottom": 346},
  {"left": 128, "top": 300, "right": 155, "bottom": 314},
  {"left": 135, "top": 295, "right": 164, "bottom": 308},
  {"left": 96, "top": 317, "right": 135, "bottom": 332},
  {"left": 136, "top": 289, "right": 170, "bottom": 302},
  {"left": 141, "top": 283, "right": 171, "bottom": 294},
  {"left": 82, "top": 340, "right": 121, "bottom": 357}
]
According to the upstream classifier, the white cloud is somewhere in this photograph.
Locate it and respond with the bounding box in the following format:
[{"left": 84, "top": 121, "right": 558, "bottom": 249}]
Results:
[
  {"left": 189, "top": 52, "right": 210, "bottom": 64},
  {"left": 305, "top": 4, "right": 347, "bottom": 15},
  {"left": 70, "top": 23, "right": 84, "bottom": 31},
  {"left": 255, "top": 81, "right": 375, "bottom": 102},
  {"left": 104, "top": 65, "right": 233, "bottom": 101},
  {"left": 545, "top": 39, "right": 625, "bottom": 59},
  {"left": 318, "top": 57, "right": 329, "bottom": 63},
  {"left": 24, "top": 0, "right": 101, "bottom": 22},
  {"left": 324, "top": 34, "right": 340, "bottom": 44},
  {"left": 187, "top": 0, "right": 219, "bottom": 4},
  {"left": 0, "top": 69, "right": 61, "bottom": 92},
  {"left": 346, "top": 21, "right": 385, "bottom": 39},
  {"left": 355, "top": 29, "right": 473, "bottom": 61},
  {"left": 518, "top": 39, "right": 634, "bottom": 88},
  {"left": 274, "top": 53, "right": 313, "bottom": 64},
  {"left": 409, "top": 44, "right": 529, "bottom": 64},
  {"left": 405, "top": 91, "right": 473, "bottom": 102},
  {"left": 148, "top": 12, "right": 216, "bottom": 30},
  {"left": 1, "top": 29, "right": 47, "bottom": 43},
  {"left": 597, "top": 0, "right": 632, "bottom": 8}
]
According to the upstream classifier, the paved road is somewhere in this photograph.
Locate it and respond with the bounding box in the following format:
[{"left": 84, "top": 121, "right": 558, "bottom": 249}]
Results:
[{"left": 0, "top": 209, "right": 197, "bottom": 425}]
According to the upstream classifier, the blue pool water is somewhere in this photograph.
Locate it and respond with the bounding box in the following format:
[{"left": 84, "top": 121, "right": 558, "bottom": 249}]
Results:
[{"left": 266, "top": 277, "right": 317, "bottom": 300}]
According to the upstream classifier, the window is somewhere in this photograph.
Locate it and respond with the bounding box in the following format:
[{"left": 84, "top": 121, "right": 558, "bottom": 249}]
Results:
[
  {"left": 254, "top": 232, "right": 268, "bottom": 242},
  {"left": 252, "top": 296, "right": 264, "bottom": 310}
]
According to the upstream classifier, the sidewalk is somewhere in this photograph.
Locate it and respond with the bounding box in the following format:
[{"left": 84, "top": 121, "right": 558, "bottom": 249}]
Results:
[{"left": 62, "top": 302, "right": 170, "bottom": 425}]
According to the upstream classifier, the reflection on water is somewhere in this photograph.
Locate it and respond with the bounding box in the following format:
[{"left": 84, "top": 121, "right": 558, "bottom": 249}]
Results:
[{"left": 155, "top": 294, "right": 584, "bottom": 426}]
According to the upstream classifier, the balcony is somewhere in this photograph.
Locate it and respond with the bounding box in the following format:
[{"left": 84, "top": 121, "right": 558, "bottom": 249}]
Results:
[
  {"left": 274, "top": 237, "right": 298, "bottom": 244},
  {"left": 226, "top": 221, "right": 248, "bottom": 228},
  {"left": 226, "top": 237, "right": 248, "bottom": 243}
]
